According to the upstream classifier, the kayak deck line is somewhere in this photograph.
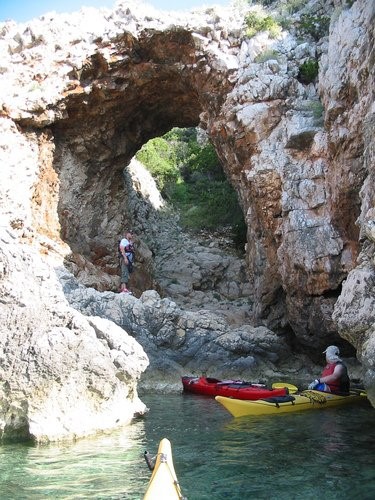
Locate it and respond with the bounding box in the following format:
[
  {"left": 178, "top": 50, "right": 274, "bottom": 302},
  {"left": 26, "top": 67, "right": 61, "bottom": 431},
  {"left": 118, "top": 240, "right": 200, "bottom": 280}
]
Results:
[{"left": 298, "top": 390, "right": 328, "bottom": 403}]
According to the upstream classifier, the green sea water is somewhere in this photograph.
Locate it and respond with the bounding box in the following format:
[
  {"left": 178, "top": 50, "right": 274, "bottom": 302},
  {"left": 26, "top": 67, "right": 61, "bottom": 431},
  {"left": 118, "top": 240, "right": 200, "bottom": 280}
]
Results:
[{"left": 0, "top": 393, "right": 374, "bottom": 499}]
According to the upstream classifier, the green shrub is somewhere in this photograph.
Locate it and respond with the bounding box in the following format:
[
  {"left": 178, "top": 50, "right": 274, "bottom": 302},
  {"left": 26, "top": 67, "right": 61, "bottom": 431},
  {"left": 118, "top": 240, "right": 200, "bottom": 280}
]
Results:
[
  {"left": 298, "top": 59, "right": 319, "bottom": 84},
  {"left": 136, "top": 137, "right": 179, "bottom": 194},
  {"left": 168, "top": 179, "right": 243, "bottom": 231},
  {"left": 181, "top": 143, "right": 225, "bottom": 182},
  {"left": 309, "top": 101, "right": 324, "bottom": 120},
  {"left": 245, "top": 11, "right": 281, "bottom": 39},
  {"left": 136, "top": 128, "right": 247, "bottom": 250},
  {"left": 297, "top": 14, "right": 330, "bottom": 41}
]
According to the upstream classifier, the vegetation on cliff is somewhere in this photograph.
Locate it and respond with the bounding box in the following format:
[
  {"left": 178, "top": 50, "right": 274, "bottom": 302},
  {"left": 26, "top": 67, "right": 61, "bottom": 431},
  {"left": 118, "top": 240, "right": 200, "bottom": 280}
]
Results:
[
  {"left": 136, "top": 128, "right": 246, "bottom": 247},
  {"left": 241, "top": 0, "right": 331, "bottom": 42}
]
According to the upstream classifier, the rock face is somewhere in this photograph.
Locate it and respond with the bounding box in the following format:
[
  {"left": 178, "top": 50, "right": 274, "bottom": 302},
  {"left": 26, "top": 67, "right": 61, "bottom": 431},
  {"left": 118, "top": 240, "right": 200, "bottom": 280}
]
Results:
[
  {"left": 0, "top": 0, "right": 374, "bottom": 442},
  {"left": 0, "top": 228, "right": 148, "bottom": 442},
  {"left": 60, "top": 276, "right": 299, "bottom": 393}
]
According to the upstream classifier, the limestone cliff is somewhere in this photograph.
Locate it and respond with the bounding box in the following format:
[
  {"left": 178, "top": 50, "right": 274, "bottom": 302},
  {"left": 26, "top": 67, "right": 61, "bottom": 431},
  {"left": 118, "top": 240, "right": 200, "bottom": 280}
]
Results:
[{"left": 0, "top": 0, "right": 374, "bottom": 441}]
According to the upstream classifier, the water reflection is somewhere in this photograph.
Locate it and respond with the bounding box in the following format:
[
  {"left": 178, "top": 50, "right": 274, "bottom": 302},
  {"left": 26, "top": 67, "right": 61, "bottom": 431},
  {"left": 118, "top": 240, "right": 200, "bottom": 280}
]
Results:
[{"left": 0, "top": 418, "right": 149, "bottom": 499}]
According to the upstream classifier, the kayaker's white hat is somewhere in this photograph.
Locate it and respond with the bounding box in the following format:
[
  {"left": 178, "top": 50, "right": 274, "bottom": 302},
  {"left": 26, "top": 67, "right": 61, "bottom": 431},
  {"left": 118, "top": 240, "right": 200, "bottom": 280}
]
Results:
[{"left": 323, "top": 345, "right": 341, "bottom": 362}]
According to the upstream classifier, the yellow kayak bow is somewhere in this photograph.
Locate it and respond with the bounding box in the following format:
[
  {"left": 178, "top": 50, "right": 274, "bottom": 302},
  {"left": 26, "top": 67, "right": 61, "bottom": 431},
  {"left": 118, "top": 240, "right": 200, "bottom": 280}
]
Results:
[{"left": 143, "top": 438, "right": 184, "bottom": 500}]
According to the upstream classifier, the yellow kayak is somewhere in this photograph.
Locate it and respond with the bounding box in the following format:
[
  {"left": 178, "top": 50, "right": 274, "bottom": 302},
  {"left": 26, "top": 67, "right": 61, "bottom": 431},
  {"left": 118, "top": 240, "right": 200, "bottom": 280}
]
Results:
[
  {"left": 143, "top": 438, "right": 184, "bottom": 500},
  {"left": 215, "top": 390, "right": 367, "bottom": 417}
]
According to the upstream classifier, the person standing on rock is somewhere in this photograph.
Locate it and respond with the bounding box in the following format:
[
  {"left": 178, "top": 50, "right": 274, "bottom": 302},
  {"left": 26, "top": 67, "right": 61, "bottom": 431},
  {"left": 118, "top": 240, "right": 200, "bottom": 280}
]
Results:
[
  {"left": 119, "top": 230, "right": 135, "bottom": 294},
  {"left": 308, "top": 345, "right": 350, "bottom": 393}
]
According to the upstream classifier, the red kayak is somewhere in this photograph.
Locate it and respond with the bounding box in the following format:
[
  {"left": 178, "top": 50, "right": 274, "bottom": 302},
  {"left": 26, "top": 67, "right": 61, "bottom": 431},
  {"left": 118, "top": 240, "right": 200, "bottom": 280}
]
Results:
[{"left": 182, "top": 376, "right": 288, "bottom": 400}]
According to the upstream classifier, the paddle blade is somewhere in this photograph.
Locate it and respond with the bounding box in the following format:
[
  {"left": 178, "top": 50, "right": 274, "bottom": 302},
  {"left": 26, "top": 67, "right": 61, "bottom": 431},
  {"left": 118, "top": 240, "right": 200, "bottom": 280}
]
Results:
[{"left": 272, "top": 382, "right": 299, "bottom": 394}]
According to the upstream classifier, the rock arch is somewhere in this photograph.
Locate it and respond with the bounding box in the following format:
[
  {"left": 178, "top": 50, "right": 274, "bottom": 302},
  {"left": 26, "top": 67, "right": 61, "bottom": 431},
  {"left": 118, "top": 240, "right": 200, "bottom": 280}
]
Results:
[{"left": 28, "top": 27, "right": 236, "bottom": 293}]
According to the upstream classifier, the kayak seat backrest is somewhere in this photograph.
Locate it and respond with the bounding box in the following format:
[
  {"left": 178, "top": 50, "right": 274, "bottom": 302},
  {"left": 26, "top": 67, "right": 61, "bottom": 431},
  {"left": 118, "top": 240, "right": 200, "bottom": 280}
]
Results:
[{"left": 261, "top": 395, "right": 296, "bottom": 406}]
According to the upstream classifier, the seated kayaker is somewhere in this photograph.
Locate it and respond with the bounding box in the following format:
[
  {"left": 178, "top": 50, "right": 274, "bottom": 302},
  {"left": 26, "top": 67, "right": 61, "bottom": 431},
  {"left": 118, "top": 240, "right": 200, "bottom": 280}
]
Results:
[{"left": 308, "top": 345, "right": 350, "bottom": 394}]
